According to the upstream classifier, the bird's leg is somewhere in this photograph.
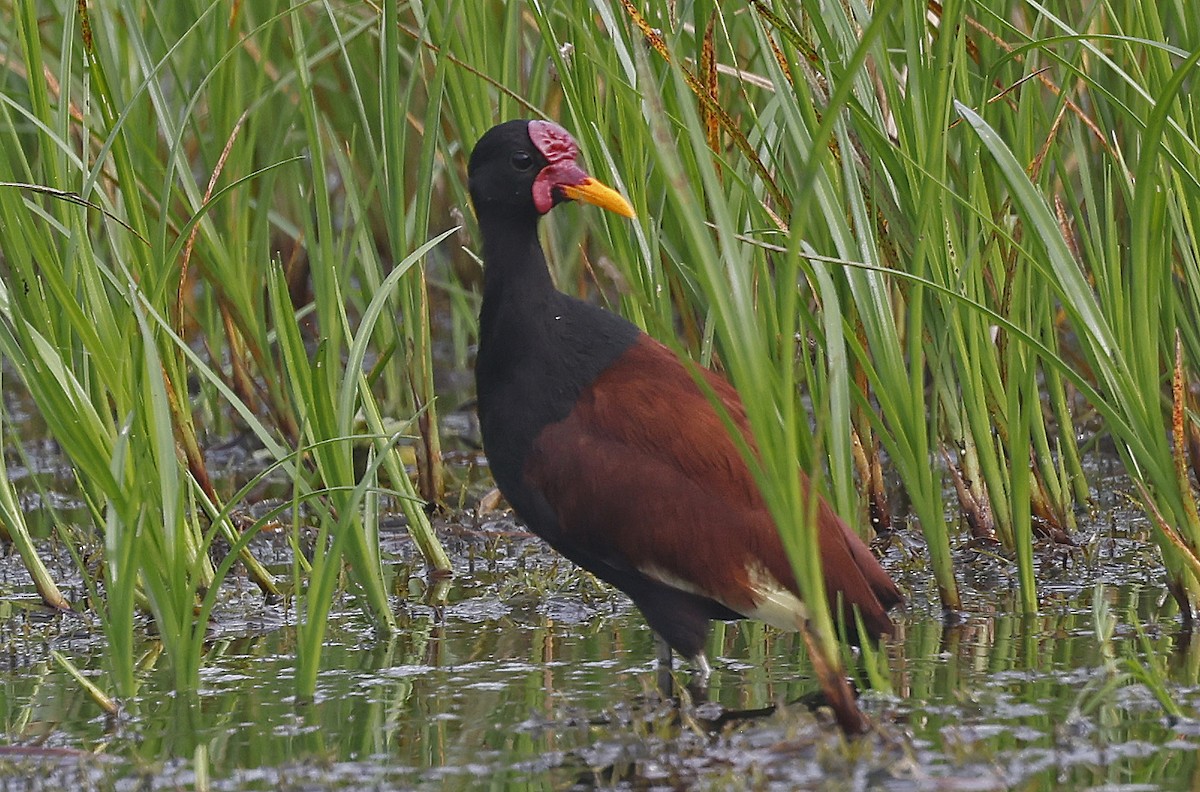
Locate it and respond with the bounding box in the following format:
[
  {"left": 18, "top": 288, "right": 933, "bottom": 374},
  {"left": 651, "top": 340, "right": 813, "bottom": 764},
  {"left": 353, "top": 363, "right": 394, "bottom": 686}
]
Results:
[
  {"left": 655, "top": 633, "right": 674, "bottom": 668},
  {"left": 687, "top": 652, "right": 711, "bottom": 699},
  {"left": 654, "top": 634, "right": 674, "bottom": 697},
  {"left": 654, "top": 637, "right": 712, "bottom": 700}
]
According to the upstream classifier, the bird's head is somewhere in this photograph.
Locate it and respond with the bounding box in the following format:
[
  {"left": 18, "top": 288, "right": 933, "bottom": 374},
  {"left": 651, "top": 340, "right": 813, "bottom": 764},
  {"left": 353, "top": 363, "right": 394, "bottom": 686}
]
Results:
[{"left": 467, "top": 119, "right": 635, "bottom": 221}]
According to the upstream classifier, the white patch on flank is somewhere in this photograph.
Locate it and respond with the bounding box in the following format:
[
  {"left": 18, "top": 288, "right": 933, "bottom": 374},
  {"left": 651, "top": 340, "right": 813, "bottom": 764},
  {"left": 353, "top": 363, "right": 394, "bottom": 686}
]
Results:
[
  {"left": 637, "top": 562, "right": 807, "bottom": 632},
  {"left": 742, "top": 564, "right": 807, "bottom": 632},
  {"left": 639, "top": 563, "right": 712, "bottom": 599}
]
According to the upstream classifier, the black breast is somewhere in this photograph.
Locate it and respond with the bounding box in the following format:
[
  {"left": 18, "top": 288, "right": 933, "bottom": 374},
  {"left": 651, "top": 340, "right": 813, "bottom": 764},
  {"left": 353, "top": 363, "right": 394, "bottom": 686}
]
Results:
[{"left": 475, "top": 291, "right": 639, "bottom": 510}]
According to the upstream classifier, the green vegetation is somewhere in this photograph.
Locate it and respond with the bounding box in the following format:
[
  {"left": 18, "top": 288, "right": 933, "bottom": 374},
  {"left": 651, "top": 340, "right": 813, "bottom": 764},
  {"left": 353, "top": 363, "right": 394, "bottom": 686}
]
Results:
[{"left": 0, "top": 0, "right": 1197, "bottom": 736}]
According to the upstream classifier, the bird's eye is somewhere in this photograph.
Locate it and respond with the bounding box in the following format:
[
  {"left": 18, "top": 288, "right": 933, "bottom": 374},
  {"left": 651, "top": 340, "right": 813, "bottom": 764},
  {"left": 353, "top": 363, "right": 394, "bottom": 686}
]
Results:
[{"left": 510, "top": 151, "right": 534, "bottom": 171}]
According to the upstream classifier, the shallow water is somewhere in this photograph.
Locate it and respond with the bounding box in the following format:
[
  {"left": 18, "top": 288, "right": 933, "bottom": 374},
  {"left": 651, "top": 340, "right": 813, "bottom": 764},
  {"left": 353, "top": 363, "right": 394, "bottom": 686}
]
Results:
[
  {"left": 0, "top": 391, "right": 1196, "bottom": 789},
  {"left": 0, "top": 499, "right": 1196, "bottom": 790}
]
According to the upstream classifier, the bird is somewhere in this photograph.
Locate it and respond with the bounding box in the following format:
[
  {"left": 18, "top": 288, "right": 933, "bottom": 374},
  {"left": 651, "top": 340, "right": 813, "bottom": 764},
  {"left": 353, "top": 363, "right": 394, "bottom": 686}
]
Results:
[{"left": 467, "top": 118, "right": 902, "bottom": 681}]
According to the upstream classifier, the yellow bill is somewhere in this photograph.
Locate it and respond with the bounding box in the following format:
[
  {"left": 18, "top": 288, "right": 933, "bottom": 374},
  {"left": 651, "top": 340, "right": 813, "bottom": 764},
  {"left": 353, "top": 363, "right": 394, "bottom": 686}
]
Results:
[{"left": 562, "top": 177, "right": 636, "bottom": 219}]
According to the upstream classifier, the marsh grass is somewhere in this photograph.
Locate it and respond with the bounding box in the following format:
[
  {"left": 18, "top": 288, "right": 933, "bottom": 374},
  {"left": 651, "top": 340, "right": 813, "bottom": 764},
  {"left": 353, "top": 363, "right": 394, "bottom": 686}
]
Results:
[
  {"left": 0, "top": 0, "right": 453, "bottom": 698},
  {"left": 0, "top": 0, "right": 1198, "bottom": 729},
  {"left": 456, "top": 0, "right": 1197, "bottom": 722}
]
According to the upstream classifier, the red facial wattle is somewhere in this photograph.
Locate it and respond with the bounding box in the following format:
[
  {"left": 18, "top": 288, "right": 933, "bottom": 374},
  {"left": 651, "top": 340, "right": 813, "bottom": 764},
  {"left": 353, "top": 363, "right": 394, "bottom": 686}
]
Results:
[
  {"left": 528, "top": 119, "right": 636, "bottom": 218},
  {"left": 529, "top": 120, "right": 585, "bottom": 213}
]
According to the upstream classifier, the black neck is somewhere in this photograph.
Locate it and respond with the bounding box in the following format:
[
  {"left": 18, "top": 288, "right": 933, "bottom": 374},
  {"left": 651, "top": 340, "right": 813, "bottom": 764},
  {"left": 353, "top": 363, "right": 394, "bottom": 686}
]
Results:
[
  {"left": 473, "top": 204, "right": 642, "bottom": 491},
  {"left": 479, "top": 213, "right": 555, "bottom": 304}
]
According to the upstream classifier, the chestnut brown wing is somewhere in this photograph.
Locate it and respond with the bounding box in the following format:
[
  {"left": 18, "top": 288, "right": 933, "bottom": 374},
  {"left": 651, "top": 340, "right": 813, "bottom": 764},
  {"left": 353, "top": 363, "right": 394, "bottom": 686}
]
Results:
[{"left": 524, "top": 334, "right": 900, "bottom": 639}]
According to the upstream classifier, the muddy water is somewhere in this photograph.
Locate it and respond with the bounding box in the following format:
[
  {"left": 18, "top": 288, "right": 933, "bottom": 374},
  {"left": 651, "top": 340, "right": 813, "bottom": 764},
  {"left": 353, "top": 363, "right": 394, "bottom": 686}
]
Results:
[
  {"left": 0, "top": 511, "right": 1195, "bottom": 790},
  {"left": 0, "top": 416, "right": 1197, "bottom": 788}
]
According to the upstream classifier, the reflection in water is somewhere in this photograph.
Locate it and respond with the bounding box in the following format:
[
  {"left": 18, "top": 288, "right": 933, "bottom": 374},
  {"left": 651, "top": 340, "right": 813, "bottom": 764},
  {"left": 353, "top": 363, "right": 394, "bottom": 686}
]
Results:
[
  {"left": 0, "top": 553, "right": 1196, "bottom": 789},
  {"left": 0, "top": 499, "right": 1196, "bottom": 788}
]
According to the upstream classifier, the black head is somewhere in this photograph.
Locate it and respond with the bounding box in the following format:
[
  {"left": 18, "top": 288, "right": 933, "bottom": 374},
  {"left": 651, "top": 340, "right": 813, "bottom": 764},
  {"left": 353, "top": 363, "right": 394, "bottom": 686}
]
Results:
[{"left": 467, "top": 119, "right": 635, "bottom": 223}]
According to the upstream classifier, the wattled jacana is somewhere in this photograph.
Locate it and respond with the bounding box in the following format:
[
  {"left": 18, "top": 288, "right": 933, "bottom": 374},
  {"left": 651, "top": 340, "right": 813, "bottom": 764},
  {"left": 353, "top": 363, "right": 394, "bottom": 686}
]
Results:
[{"left": 468, "top": 119, "right": 901, "bottom": 678}]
